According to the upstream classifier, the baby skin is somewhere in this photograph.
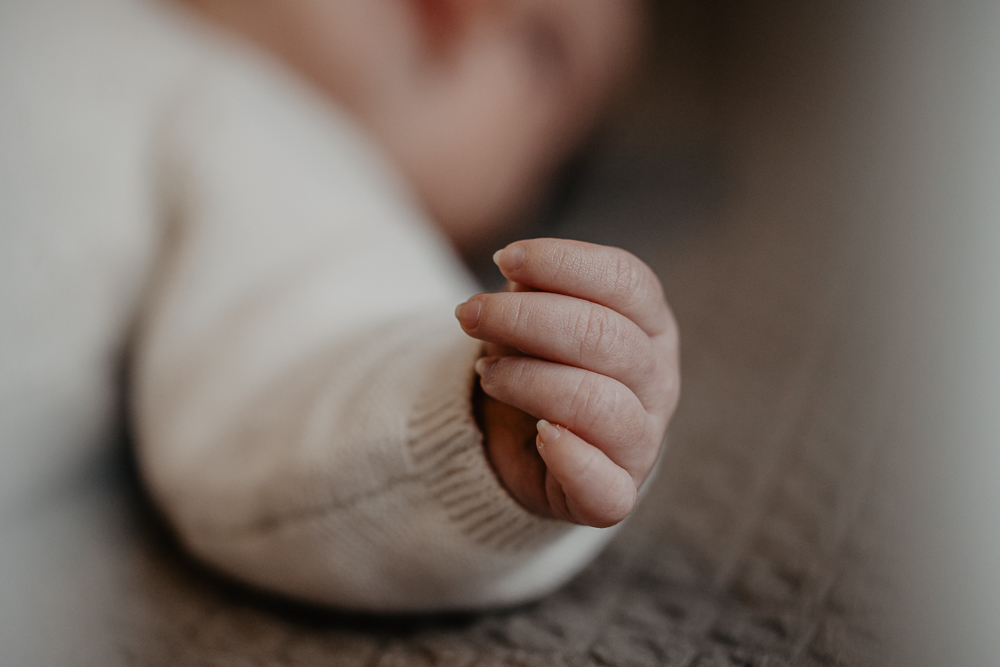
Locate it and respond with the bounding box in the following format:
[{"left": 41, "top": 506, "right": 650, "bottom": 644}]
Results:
[{"left": 456, "top": 238, "right": 680, "bottom": 528}]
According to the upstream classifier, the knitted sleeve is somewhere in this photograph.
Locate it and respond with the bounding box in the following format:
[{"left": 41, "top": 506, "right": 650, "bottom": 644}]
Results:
[{"left": 133, "top": 47, "right": 616, "bottom": 611}]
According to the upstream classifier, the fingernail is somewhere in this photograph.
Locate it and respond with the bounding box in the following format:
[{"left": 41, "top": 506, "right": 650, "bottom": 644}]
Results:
[
  {"left": 474, "top": 356, "right": 497, "bottom": 378},
  {"left": 455, "top": 299, "right": 481, "bottom": 329},
  {"left": 493, "top": 244, "right": 526, "bottom": 273},
  {"left": 536, "top": 419, "right": 561, "bottom": 448}
]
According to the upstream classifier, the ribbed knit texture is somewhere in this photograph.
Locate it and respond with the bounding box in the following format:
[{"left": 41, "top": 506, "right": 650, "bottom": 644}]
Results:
[{"left": 408, "top": 345, "right": 565, "bottom": 552}]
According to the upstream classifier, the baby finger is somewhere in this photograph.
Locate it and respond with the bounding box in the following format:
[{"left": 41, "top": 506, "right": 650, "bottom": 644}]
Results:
[
  {"left": 535, "top": 420, "right": 636, "bottom": 528},
  {"left": 474, "top": 356, "right": 658, "bottom": 482}
]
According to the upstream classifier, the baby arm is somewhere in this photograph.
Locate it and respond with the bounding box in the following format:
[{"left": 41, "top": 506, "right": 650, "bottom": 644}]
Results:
[
  {"left": 135, "top": 57, "right": 632, "bottom": 611},
  {"left": 456, "top": 239, "right": 680, "bottom": 528}
]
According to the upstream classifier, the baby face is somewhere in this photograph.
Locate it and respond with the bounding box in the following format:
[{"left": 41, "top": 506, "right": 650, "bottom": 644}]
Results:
[
  {"left": 376, "top": 0, "right": 641, "bottom": 251},
  {"left": 184, "top": 0, "right": 639, "bottom": 251}
]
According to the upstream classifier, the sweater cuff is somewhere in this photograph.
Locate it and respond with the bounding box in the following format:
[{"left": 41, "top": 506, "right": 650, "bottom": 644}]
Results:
[{"left": 407, "top": 339, "right": 567, "bottom": 552}]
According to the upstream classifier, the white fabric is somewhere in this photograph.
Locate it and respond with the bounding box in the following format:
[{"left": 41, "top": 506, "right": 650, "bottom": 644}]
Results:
[{"left": 0, "top": 0, "right": 617, "bottom": 610}]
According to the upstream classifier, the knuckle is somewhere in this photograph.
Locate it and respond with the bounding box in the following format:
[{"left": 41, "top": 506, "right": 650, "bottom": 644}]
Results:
[
  {"left": 660, "top": 308, "right": 681, "bottom": 350},
  {"left": 567, "top": 373, "right": 610, "bottom": 429},
  {"left": 611, "top": 251, "right": 665, "bottom": 316},
  {"left": 617, "top": 400, "right": 649, "bottom": 446},
  {"left": 636, "top": 353, "right": 662, "bottom": 391},
  {"left": 624, "top": 332, "right": 654, "bottom": 375},
  {"left": 611, "top": 253, "right": 643, "bottom": 302},
  {"left": 575, "top": 305, "right": 648, "bottom": 374},
  {"left": 636, "top": 357, "right": 679, "bottom": 423},
  {"left": 575, "top": 304, "right": 618, "bottom": 360},
  {"left": 568, "top": 375, "right": 645, "bottom": 444},
  {"left": 651, "top": 339, "right": 682, "bottom": 411}
]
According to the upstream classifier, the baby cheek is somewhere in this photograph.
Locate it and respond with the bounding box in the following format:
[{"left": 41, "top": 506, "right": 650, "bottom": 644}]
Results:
[
  {"left": 419, "top": 93, "right": 560, "bottom": 241},
  {"left": 398, "top": 38, "right": 579, "bottom": 247}
]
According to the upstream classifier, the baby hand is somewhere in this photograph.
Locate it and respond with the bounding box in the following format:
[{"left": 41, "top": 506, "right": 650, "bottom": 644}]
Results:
[{"left": 455, "top": 239, "right": 680, "bottom": 528}]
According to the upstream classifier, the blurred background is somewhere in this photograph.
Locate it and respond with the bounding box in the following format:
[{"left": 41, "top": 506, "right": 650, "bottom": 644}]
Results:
[{"left": 2, "top": 0, "right": 999, "bottom": 665}]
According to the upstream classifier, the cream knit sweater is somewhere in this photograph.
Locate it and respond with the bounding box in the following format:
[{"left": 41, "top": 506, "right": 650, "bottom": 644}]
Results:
[{"left": 0, "top": 0, "right": 616, "bottom": 610}]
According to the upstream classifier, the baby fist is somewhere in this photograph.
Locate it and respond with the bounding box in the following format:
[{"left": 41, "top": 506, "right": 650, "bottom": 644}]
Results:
[{"left": 455, "top": 239, "right": 680, "bottom": 528}]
